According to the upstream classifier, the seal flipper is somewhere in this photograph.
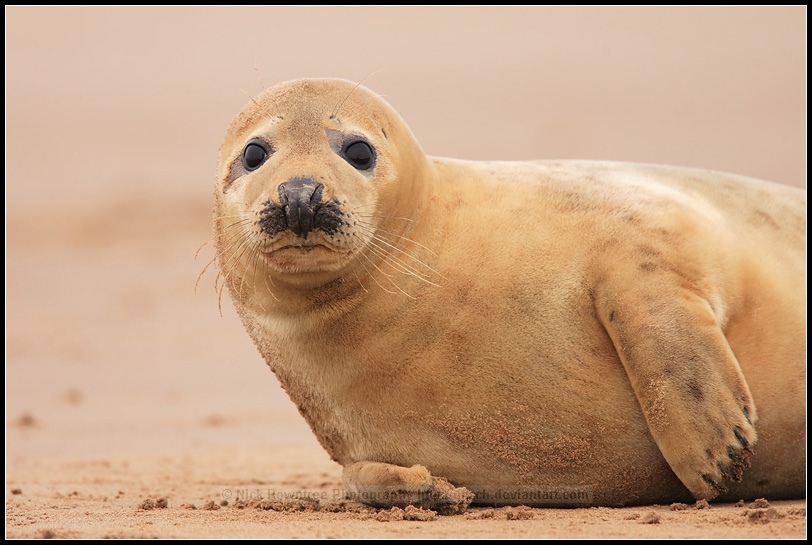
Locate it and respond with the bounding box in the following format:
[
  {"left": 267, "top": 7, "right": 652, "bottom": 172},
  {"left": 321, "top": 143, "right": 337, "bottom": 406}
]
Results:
[
  {"left": 342, "top": 461, "right": 473, "bottom": 514},
  {"left": 594, "top": 280, "right": 757, "bottom": 500}
]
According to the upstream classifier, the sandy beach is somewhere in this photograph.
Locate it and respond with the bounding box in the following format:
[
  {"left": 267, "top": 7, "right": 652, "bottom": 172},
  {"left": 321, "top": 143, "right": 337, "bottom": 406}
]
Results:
[{"left": 5, "top": 6, "right": 805, "bottom": 538}]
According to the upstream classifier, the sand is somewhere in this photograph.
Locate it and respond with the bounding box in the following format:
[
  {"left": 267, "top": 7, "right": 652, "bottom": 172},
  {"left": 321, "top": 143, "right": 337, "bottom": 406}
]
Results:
[{"left": 5, "top": 6, "right": 805, "bottom": 539}]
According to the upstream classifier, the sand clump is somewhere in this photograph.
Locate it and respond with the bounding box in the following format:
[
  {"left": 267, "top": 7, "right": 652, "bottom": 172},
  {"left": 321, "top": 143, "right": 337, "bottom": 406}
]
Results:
[
  {"left": 375, "top": 506, "right": 438, "bottom": 522},
  {"left": 746, "top": 508, "right": 784, "bottom": 524},
  {"left": 139, "top": 497, "right": 169, "bottom": 510},
  {"left": 743, "top": 498, "right": 785, "bottom": 525},
  {"left": 639, "top": 511, "right": 661, "bottom": 524}
]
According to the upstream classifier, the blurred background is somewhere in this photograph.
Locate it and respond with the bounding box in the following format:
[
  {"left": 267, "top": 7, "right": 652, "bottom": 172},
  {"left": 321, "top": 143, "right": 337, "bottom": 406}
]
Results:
[{"left": 5, "top": 6, "right": 806, "bottom": 466}]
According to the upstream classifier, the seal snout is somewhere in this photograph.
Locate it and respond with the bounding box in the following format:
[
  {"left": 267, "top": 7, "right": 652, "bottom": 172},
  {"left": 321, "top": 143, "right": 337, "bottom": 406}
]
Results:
[
  {"left": 278, "top": 177, "right": 324, "bottom": 239},
  {"left": 259, "top": 177, "right": 345, "bottom": 241}
]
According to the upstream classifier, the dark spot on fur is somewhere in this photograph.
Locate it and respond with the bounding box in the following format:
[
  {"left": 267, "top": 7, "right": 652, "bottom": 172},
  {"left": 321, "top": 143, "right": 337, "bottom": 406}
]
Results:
[
  {"left": 743, "top": 407, "right": 752, "bottom": 425},
  {"left": 688, "top": 380, "right": 704, "bottom": 401},
  {"left": 609, "top": 310, "right": 616, "bottom": 322},
  {"left": 455, "top": 281, "right": 473, "bottom": 304},
  {"left": 554, "top": 191, "right": 598, "bottom": 214},
  {"left": 637, "top": 244, "right": 661, "bottom": 258},
  {"left": 638, "top": 261, "right": 658, "bottom": 273},
  {"left": 381, "top": 127, "right": 388, "bottom": 139},
  {"left": 750, "top": 209, "right": 780, "bottom": 229},
  {"left": 756, "top": 479, "right": 770, "bottom": 487}
]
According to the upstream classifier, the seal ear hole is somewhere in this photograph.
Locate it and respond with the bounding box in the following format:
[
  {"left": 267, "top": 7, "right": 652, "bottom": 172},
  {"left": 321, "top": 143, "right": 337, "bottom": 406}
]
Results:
[
  {"left": 342, "top": 140, "right": 375, "bottom": 171},
  {"left": 242, "top": 138, "right": 270, "bottom": 171}
]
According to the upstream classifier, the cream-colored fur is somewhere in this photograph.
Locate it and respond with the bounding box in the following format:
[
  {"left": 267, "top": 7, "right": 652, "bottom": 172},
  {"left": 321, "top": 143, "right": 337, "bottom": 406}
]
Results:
[{"left": 214, "top": 78, "right": 806, "bottom": 507}]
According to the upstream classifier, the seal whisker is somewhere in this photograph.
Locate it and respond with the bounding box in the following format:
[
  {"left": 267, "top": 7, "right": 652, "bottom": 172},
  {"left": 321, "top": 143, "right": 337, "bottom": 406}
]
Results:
[
  {"left": 359, "top": 250, "right": 417, "bottom": 300},
  {"left": 354, "top": 271, "right": 369, "bottom": 294},
  {"left": 261, "top": 261, "right": 280, "bottom": 303},
  {"left": 253, "top": 56, "right": 264, "bottom": 90},
  {"left": 241, "top": 243, "right": 262, "bottom": 308},
  {"left": 211, "top": 208, "right": 264, "bottom": 316},
  {"left": 361, "top": 235, "right": 442, "bottom": 288},
  {"left": 212, "top": 215, "right": 252, "bottom": 227},
  {"left": 194, "top": 239, "right": 211, "bottom": 260},
  {"left": 208, "top": 224, "right": 255, "bottom": 290},
  {"left": 358, "top": 247, "right": 397, "bottom": 280},
  {"left": 329, "top": 70, "right": 382, "bottom": 120},
  {"left": 230, "top": 237, "right": 260, "bottom": 301},
  {"left": 198, "top": 216, "right": 251, "bottom": 260},
  {"left": 196, "top": 221, "right": 253, "bottom": 296},
  {"left": 354, "top": 226, "right": 445, "bottom": 282},
  {"left": 246, "top": 244, "right": 275, "bottom": 311},
  {"left": 361, "top": 237, "right": 413, "bottom": 277},
  {"left": 214, "top": 243, "right": 241, "bottom": 296},
  {"left": 217, "top": 231, "right": 256, "bottom": 299},
  {"left": 240, "top": 88, "right": 279, "bottom": 127},
  {"left": 210, "top": 219, "right": 254, "bottom": 255},
  {"left": 195, "top": 255, "right": 216, "bottom": 295},
  {"left": 353, "top": 250, "right": 400, "bottom": 296},
  {"left": 355, "top": 223, "right": 435, "bottom": 265},
  {"left": 349, "top": 202, "right": 416, "bottom": 224},
  {"left": 245, "top": 242, "right": 278, "bottom": 307},
  {"left": 195, "top": 243, "right": 218, "bottom": 295},
  {"left": 345, "top": 238, "right": 417, "bottom": 298},
  {"left": 216, "top": 274, "right": 228, "bottom": 317},
  {"left": 240, "top": 88, "right": 263, "bottom": 110},
  {"left": 215, "top": 217, "right": 254, "bottom": 230},
  {"left": 356, "top": 220, "right": 438, "bottom": 256},
  {"left": 212, "top": 209, "right": 251, "bottom": 219},
  {"left": 354, "top": 212, "right": 416, "bottom": 226}
]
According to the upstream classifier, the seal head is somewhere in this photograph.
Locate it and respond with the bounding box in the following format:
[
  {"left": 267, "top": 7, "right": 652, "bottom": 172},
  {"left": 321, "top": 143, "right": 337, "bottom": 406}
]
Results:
[{"left": 215, "top": 79, "right": 433, "bottom": 301}]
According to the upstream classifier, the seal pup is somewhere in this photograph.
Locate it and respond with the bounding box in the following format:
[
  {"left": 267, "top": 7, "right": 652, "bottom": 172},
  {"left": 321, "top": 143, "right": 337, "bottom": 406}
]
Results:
[{"left": 213, "top": 78, "right": 806, "bottom": 509}]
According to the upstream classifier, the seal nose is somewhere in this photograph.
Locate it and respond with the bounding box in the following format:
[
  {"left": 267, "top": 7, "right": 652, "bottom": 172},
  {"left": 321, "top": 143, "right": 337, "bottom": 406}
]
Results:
[{"left": 278, "top": 177, "right": 324, "bottom": 239}]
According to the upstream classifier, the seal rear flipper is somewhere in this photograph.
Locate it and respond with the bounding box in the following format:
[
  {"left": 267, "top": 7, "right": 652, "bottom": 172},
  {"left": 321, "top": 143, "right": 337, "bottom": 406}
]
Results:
[
  {"left": 342, "top": 461, "right": 473, "bottom": 514},
  {"left": 594, "top": 280, "right": 757, "bottom": 500}
]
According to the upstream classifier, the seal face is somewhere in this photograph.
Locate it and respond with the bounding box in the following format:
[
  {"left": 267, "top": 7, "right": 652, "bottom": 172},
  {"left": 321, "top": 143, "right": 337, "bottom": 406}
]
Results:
[
  {"left": 215, "top": 79, "right": 434, "bottom": 296},
  {"left": 214, "top": 78, "right": 806, "bottom": 509}
]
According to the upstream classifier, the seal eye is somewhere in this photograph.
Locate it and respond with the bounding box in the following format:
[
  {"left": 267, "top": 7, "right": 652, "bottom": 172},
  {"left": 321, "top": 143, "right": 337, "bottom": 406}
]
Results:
[
  {"left": 242, "top": 139, "right": 269, "bottom": 171},
  {"left": 343, "top": 140, "right": 375, "bottom": 170}
]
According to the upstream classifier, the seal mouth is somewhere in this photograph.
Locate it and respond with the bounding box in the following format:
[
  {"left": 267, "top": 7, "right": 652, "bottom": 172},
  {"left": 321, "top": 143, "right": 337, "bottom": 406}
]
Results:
[
  {"left": 263, "top": 243, "right": 339, "bottom": 256},
  {"left": 258, "top": 240, "right": 355, "bottom": 274}
]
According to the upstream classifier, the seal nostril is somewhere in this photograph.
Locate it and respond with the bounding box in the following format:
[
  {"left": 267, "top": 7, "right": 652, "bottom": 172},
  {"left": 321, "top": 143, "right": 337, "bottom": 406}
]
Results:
[
  {"left": 310, "top": 184, "right": 324, "bottom": 208},
  {"left": 278, "top": 177, "right": 323, "bottom": 239}
]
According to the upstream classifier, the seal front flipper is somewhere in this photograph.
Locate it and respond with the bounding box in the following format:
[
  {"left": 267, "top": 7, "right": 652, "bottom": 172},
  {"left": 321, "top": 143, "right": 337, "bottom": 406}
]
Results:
[
  {"left": 343, "top": 461, "right": 474, "bottom": 514},
  {"left": 594, "top": 279, "right": 757, "bottom": 500}
]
